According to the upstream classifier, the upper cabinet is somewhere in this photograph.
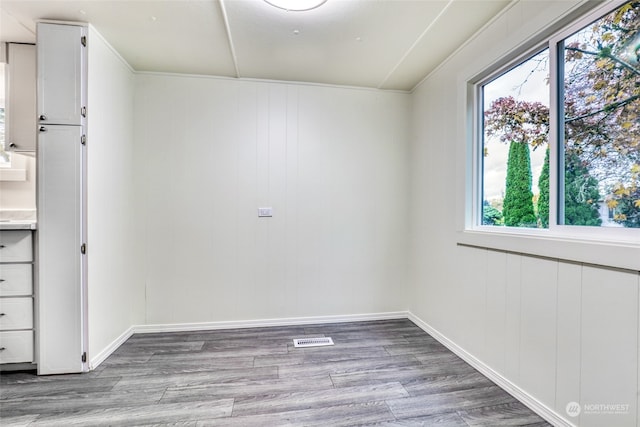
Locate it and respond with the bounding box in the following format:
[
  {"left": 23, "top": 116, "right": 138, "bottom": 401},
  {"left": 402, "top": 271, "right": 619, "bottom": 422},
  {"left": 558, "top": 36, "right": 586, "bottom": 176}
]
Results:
[
  {"left": 36, "top": 24, "right": 86, "bottom": 126},
  {"left": 5, "top": 43, "right": 36, "bottom": 152}
]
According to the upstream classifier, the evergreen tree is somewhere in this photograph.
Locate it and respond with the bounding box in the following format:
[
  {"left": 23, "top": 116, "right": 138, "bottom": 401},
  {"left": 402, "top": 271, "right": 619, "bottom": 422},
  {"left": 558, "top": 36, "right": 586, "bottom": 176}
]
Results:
[
  {"left": 503, "top": 141, "right": 536, "bottom": 227},
  {"left": 537, "top": 147, "right": 550, "bottom": 227},
  {"left": 564, "top": 152, "right": 602, "bottom": 226},
  {"left": 482, "top": 200, "right": 503, "bottom": 225}
]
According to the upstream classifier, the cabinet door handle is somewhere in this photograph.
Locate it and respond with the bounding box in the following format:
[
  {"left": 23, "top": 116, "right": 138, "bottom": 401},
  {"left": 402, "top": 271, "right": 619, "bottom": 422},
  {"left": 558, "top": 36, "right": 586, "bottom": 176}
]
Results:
[
  {"left": 39, "top": 126, "right": 47, "bottom": 132},
  {"left": 0, "top": 347, "right": 5, "bottom": 351},
  {"left": 0, "top": 279, "right": 5, "bottom": 282},
  {"left": 0, "top": 245, "right": 5, "bottom": 248},
  {"left": 39, "top": 114, "right": 47, "bottom": 121},
  {"left": 9, "top": 143, "right": 16, "bottom": 148},
  {"left": 0, "top": 313, "right": 5, "bottom": 316}
]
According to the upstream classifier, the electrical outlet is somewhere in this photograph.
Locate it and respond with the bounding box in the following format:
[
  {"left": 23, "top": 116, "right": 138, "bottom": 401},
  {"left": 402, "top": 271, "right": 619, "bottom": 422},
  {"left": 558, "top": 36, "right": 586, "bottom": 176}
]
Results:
[{"left": 258, "top": 207, "right": 273, "bottom": 217}]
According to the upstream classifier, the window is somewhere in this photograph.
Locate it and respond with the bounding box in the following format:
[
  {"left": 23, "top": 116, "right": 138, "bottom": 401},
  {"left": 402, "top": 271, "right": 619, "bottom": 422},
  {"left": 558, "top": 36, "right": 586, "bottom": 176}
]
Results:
[{"left": 476, "top": 0, "right": 639, "bottom": 236}]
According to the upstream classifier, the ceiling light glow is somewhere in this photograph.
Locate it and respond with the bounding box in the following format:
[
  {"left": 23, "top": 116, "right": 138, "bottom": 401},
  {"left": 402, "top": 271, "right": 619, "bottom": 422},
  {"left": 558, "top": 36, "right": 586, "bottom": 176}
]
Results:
[{"left": 264, "top": 0, "right": 327, "bottom": 12}]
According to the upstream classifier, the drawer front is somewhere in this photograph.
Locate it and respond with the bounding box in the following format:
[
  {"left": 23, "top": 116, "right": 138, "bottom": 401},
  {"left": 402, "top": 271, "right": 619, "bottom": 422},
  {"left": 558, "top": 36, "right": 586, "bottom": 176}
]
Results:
[
  {"left": 0, "top": 330, "right": 34, "bottom": 363},
  {"left": 0, "top": 231, "right": 33, "bottom": 263},
  {"left": 0, "top": 297, "right": 33, "bottom": 330},
  {"left": 0, "top": 264, "right": 33, "bottom": 296}
]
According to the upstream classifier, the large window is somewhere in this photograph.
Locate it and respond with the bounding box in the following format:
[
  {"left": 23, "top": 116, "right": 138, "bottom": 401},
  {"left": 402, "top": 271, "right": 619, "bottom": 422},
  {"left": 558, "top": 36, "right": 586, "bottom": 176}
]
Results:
[{"left": 477, "top": 0, "right": 639, "bottom": 235}]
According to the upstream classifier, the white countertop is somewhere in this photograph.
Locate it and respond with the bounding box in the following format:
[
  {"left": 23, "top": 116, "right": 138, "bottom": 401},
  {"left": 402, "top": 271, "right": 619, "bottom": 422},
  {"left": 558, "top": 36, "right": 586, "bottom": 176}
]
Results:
[{"left": 0, "top": 220, "right": 37, "bottom": 230}]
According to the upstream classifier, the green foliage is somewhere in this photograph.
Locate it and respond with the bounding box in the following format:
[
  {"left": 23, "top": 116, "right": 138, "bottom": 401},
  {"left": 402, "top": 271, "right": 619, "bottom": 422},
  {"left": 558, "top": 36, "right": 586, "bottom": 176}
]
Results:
[
  {"left": 613, "top": 190, "right": 640, "bottom": 227},
  {"left": 564, "top": 153, "right": 602, "bottom": 226},
  {"left": 609, "top": 163, "right": 640, "bottom": 227},
  {"left": 537, "top": 147, "right": 550, "bottom": 227},
  {"left": 503, "top": 142, "right": 536, "bottom": 227},
  {"left": 482, "top": 200, "right": 503, "bottom": 225},
  {"left": 563, "top": 1, "right": 639, "bottom": 226}
]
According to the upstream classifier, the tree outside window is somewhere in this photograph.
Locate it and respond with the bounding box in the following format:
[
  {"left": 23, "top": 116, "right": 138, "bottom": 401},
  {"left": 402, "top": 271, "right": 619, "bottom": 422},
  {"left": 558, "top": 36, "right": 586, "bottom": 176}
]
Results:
[{"left": 480, "top": 1, "right": 639, "bottom": 229}]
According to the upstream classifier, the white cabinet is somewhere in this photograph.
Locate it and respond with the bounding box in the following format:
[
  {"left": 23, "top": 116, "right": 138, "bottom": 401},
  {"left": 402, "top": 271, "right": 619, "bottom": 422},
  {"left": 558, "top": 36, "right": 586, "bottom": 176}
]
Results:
[
  {"left": 0, "top": 331, "right": 34, "bottom": 364},
  {"left": 37, "top": 124, "right": 84, "bottom": 375},
  {"left": 36, "top": 21, "right": 87, "bottom": 375},
  {"left": 5, "top": 43, "right": 36, "bottom": 152},
  {"left": 36, "top": 24, "right": 86, "bottom": 126},
  {"left": 0, "top": 230, "right": 35, "bottom": 365}
]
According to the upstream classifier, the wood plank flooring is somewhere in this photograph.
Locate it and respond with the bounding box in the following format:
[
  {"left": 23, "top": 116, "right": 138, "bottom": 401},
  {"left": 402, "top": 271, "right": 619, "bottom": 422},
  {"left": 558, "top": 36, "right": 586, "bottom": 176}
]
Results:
[{"left": 0, "top": 319, "right": 550, "bottom": 426}]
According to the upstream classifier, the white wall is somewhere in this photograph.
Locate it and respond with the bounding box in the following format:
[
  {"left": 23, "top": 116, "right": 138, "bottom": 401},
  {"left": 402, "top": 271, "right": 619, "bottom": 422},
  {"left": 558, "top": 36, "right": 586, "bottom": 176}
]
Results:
[
  {"left": 86, "top": 26, "right": 144, "bottom": 362},
  {"left": 134, "top": 75, "right": 410, "bottom": 325},
  {"left": 0, "top": 153, "right": 36, "bottom": 214},
  {"left": 409, "top": 1, "right": 640, "bottom": 427}
]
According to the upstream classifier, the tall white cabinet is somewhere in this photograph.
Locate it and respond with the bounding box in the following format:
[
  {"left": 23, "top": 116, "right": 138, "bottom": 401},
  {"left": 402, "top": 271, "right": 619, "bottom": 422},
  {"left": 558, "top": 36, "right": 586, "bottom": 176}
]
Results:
[{"left": 36, "top": 22, "right": 88, "bottom": 375}]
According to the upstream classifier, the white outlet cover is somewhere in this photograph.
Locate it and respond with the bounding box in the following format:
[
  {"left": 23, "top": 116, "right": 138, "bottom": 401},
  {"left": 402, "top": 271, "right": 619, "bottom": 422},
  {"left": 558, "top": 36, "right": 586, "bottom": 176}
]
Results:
[{"left": 258, "top": 207, "right": 273, "bottom": 217}]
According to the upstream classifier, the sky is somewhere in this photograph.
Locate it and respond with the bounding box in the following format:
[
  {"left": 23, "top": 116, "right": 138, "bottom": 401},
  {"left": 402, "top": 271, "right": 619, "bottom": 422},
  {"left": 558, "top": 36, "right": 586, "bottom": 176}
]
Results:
[{"left": 482, "top": 50, "right": 549, "bottom": 202}]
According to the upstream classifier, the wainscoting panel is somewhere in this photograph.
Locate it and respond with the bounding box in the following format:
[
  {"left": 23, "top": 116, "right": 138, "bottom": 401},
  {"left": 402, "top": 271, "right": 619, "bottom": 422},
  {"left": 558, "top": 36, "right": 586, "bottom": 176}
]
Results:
[
  {"left": 519, "top": 256, "right": 558, "bottom": 409},
  {"left": 555, "top": 261, "right": 582, "bottom": 425},
  {"left": 580, "top": 266, "right": 638, "bottom": 427}
]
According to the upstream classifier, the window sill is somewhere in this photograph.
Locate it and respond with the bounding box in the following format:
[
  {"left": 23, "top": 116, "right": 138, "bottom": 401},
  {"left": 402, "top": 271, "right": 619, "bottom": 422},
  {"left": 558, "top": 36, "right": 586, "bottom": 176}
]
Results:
[{"left": 458, "top": 229, "right": 639, "bottom": 272}]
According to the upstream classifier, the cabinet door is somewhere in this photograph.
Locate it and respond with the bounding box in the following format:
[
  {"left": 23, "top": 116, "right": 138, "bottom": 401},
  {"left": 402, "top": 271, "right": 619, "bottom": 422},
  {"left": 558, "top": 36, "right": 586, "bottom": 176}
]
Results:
[
  {"left": 0, "top": 230, "right": 33, "bottom": 263},
  {"left": 6, "top": 43, "right": 36, "bottom": 152},
  {"left": 0, "top": 331, "right": 34, "bottom": 363},
  {"left": 37, "top": 125, "right": 84, "bottom": 374},
  {"left": 36, "top": 23, "right": 86, "bottom": 126}
]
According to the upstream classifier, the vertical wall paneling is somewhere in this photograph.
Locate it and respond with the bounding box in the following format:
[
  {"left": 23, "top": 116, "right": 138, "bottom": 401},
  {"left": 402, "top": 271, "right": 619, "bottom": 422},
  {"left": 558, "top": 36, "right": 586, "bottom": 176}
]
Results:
[
  {"left": 580, "top": 266, "right": 638, "bottom": 427},
  {"left": 504, "top": 252, "right": 522, "bottom": 383},
  {"left": 86, "top": 26, "right": 140, "bottom": 363},
  {"left": 235, "top": 83, "right": 259, "bottom": 321},
  {"left": 266, "top": 85, "right": 288, "bottom": 316},
  {"left": 519, "top": 256, "right": 558, "bottom": 408},
  {"left": 484, "top": 249, "right": 507, "bottom": 373},
  {"left": 135, "top": 75, "right": 410, "bottom": 324},
  {"left": 555, "top": 261, "right": 582, "bottom": 424},
  {"left": 284, "top": 86, "right": 299, "bottom": 316},
  {"left": 454, "top": 245, "right": 487, "bottom": 355}
]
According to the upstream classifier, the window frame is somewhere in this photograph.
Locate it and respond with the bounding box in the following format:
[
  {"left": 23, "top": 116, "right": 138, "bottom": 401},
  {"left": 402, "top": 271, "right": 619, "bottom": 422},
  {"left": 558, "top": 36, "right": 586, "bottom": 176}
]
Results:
[{"left": 462, "top": 0, "right": 640, "bottom": 271}]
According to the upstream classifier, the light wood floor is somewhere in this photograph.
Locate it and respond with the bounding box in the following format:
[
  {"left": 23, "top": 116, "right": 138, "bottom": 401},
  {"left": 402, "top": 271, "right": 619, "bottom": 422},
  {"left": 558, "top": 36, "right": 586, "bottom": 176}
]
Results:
[{"left": 0, "top": 319, "right": 549, "bottom": 426}]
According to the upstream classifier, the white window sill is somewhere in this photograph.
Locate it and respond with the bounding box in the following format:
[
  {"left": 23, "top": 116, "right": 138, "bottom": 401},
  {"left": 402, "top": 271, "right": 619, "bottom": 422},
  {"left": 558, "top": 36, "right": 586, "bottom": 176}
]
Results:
[{"left": 458, "top": 229, "right": 640, "bottom": 272}]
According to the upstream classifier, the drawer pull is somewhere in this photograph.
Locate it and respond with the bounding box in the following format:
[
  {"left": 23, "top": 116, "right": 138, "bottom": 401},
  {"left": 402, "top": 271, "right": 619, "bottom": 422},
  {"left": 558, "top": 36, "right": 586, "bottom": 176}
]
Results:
[
  {"left": 0, "top": 279, "right": 4, "bottom": 282},
  {"left": 0, "top": 313, "right": 5, "bottom": 316},
  {"left": 0, "top": 347, "right": 5, "bottom": 351},
  {"left": 0, "top": 245, "right": 5, "bottom": 248}
]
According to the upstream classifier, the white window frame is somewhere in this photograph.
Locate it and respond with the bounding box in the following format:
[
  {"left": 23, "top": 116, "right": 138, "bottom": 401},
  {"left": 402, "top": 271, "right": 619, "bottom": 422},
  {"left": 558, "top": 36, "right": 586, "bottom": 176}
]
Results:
[{"left": 461, "top": 0, "right": 640, "bottom": 271}]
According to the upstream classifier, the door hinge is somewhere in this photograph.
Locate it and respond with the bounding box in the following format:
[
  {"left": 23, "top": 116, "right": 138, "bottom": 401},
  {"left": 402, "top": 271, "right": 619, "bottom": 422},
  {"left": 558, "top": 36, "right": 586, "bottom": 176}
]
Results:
[
  {"left": 81, "top": 106, "right": 87, "bottom": 118},
  {"left": 81, "top": 36, "right": 87, "bottom": 47},
  {"left": 82, "top": 352, "right": 87, "bottom": 363},
  {"left": 81, "top": 243, "right": 87, "bottom": 255},
  {"left": 81, "top": 135, "right": 86, "bottom": 145}
]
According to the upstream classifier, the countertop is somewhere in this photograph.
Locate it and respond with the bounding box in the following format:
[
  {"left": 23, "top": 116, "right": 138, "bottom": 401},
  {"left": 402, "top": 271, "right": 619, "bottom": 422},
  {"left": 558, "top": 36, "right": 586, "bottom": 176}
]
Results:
[{"left": 0, "top": 220, "right": 37, "bottom": 230}]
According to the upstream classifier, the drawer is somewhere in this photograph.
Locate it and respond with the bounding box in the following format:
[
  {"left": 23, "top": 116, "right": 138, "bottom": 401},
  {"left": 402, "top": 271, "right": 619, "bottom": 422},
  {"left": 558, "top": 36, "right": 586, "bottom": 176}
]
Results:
[
  {"left": 0, "top": 264, "right": 33, "bottom": 296},
  {"left": 0, "top": 297, "right": 33, "bottom": 330},
  {"left": 0, "top": 231, "right": 33, "bottom": 263},
  {"left": 0, "top": 330, "right": 34, "bottom": 363}
]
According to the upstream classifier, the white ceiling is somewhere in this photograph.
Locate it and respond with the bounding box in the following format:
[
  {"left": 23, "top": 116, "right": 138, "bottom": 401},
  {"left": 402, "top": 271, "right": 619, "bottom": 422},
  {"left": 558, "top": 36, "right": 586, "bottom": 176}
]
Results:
[{"left": 0, "top": 0, "right": 511, "bottom": 91}]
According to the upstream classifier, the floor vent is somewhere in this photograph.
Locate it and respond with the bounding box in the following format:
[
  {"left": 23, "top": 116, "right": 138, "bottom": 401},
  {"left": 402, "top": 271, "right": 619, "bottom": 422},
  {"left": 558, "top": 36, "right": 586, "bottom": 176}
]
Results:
[{"left": 293, "top": 337, "right": 334, "bottom": 348}]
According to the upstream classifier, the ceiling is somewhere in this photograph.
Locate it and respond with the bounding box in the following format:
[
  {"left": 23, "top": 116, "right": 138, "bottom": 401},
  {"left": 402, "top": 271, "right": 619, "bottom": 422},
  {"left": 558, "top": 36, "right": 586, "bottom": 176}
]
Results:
[{"left": 0, "top": 0, "right": 511, "bottom": 91}]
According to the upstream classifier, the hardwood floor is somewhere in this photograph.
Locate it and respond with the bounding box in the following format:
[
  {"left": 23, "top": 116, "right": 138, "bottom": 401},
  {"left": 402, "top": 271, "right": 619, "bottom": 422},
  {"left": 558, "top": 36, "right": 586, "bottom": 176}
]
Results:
[{"left": 0, "top": 319, "right": 550, "bottom": 426}]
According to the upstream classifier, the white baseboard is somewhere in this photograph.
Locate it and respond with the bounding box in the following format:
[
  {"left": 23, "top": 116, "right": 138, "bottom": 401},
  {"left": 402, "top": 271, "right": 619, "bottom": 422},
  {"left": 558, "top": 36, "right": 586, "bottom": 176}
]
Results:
[
  {"left": 407, "top": 312, "right": 574, "bottom": 427},
  {"left": 88, "top": 325, "right": 134, "bottom": 370},
  {"left": 133, "top": 311, "right": 409, "bottom": 334}
]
